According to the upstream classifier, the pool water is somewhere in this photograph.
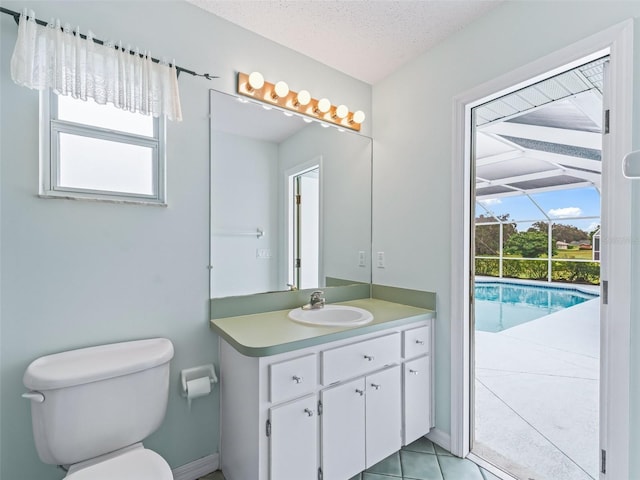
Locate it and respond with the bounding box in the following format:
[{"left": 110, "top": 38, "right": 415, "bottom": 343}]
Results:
[{"left": 474, "top": 281, "right": 599, "bottom": 332}]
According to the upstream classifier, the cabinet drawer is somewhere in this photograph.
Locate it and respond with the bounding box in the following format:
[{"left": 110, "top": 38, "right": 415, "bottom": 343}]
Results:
[
  {"left": 403, "top": 325, "right": 430, "bottom": 359},
  {"left": 269, "top": 354, "right": 317, "bottom": 404},
  {"left": 321, "top": 332, "right": 401, "bottom": 385}
]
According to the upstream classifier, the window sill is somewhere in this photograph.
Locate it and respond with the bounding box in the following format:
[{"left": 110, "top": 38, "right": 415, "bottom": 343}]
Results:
[{"left": 38, "top": 192, "right": 168, "bottom": 207}]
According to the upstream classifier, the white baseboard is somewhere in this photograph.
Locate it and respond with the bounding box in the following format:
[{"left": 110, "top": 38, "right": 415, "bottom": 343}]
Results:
[
  {"left": 426, "top": 428, "right": 452, "bottom": 453},
  {"left": 172, "top": 453, "right": 219, "bottom": 480}
]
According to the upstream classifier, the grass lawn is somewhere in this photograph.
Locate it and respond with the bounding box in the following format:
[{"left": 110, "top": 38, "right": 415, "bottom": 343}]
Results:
[
  {"left": 553, "top": 249, "right": 594, "bottom": 260},
  {"left": 481, "top": 250, "right": 596, "bottom": 261}
]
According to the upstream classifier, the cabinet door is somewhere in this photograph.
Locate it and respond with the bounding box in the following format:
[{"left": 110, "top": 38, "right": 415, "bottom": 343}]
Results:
[
  {"left": 269, "top": 394, "right": 318, "bottom": 480},
  {"left": 321, "top": 377, "right": 366, "bottom": 480},
  {"left": 365, "top": 365, "right": 402, "bottom": 468},
  {"left": 403, "top": 355, "right": 431, "bottom": 445}
]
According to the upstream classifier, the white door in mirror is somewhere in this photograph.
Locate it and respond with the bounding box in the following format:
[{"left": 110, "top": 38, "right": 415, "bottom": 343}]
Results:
[{"left": 288, "top": 305, "right": 373, "bottom": 326}]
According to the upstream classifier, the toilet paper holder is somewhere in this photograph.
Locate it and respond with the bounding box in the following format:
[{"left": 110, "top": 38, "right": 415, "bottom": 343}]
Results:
[{"left": 180, "top": 364, "right": 217, "bottom": 398}]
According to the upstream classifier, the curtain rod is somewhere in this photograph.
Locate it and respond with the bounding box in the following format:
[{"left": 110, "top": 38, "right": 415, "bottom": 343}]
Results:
[{"left": 0, "top": 6, "right": 218, "bottom": 80}]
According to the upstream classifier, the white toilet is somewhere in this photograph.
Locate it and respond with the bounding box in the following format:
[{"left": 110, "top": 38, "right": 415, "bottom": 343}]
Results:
[{"left": 22, "top": 338, "right": 175, "bottom": 479}]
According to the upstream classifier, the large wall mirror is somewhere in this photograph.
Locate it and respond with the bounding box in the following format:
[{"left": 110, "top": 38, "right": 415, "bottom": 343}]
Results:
[{"left": 209, "top": 89, "right": 372, "bottom": 298}]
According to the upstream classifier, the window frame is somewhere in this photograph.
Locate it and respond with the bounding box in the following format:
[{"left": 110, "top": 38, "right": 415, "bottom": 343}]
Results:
[{"left": 39, "top": 91, "right": 167, "bottom": 204}]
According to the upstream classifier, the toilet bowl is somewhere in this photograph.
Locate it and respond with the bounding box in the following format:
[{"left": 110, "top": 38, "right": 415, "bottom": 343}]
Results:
[{"left": 22, "top": 338, "right": 175, "bottom": 479}]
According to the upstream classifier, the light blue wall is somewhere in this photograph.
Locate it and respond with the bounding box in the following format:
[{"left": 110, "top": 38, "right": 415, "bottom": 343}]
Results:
[
  {"left": 372, "top": 0, "right": 640, "bottom": 469},
  {"left": 278, "top": 126, "right": 372, "bottom": 287},
  {"left": 0, "top": 1, "right": 371, "bottom": 478},
  {"left": 211, "top": 131, "right": 280, "bottom": 297}
]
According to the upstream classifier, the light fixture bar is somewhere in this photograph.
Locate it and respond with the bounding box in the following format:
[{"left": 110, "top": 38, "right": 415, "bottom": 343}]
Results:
[{"left": 237, "top": 72, "right": 365, "bottom": 132}]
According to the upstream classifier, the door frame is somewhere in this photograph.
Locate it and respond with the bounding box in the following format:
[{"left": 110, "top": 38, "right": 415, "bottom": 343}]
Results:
[
  {"left": 450, "top": 19, "right": 633, "bottom": 479},
  {"left": 283, "top": 156, "right": 324, "bottom": 289}
]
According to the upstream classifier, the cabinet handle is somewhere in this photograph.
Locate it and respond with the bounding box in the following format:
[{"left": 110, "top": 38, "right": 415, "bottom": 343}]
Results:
[
  {"left": 415, "top": 339, "right": 425, "bottom": 345},
  {"left": 363, "top": 354, "right": 375, "bottom": 361},
  {"left": 370, "top": 383, "right": 381, "bottom": 390},
  {"left": 292, "top": 375, "right": 303, "bottom": 384},
  {"left": 409, "top": 369, "right": 419, "bottom": 375},
  {"left": 355, "top": 389, "right": 365, "bottom": 396},
  {"left": 304, "top": 408, "right": 314, "bottom": 417}
]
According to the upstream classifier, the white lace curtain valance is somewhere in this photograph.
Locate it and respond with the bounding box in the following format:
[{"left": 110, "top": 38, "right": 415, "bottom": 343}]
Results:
[{"left": 10, "top": 10, "right": 183, "bottom": 121}]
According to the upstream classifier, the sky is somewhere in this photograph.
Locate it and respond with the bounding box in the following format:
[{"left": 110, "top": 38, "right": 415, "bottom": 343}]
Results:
[{"left": 476, "top": 186, "right": 600, "bottom": 234}]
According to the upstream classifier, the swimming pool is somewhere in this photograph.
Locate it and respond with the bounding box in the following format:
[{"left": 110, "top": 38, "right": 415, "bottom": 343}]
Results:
[{"left": 474, "top": 281, "right": 599, "bottom": 332}]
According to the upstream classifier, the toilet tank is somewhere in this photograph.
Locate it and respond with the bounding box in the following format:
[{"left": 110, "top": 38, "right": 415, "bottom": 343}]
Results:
[{"left": 23, "top": 338, "right": 174, "bottom": 466}]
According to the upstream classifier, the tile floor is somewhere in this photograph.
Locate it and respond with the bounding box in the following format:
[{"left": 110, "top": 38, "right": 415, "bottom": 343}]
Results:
[{"left": 198, "top": 437, "right": 502, "bottom": 480}]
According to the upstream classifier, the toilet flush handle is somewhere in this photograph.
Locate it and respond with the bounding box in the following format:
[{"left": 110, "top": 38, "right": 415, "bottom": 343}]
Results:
[{"left": 22, "top": 391, "right": 45, "bottom": 403}]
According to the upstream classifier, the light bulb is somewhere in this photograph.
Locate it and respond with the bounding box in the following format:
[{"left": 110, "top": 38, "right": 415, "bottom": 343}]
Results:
[
  {"left": 295, "top": 90, "right": 311, "bottom": 106},
  {"left": 335, "top": 104, "right": 349, "bottom": 119},
  {"left": 273, "top": 81, "right": 289, "bottom": 98},
  {"left": 317, "top": 98, "right": 331, "bottom": 114},
  {"left": 248, "top": 71, "right": 264, "bottom": 91},
  {"left": 352, "top": 110, "right": 366, "bottom": 124}
]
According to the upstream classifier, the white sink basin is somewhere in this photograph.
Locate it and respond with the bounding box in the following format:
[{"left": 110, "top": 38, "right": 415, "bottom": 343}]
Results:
[{"left": 288, "top": 305, "right": 373, "bottom": 327}]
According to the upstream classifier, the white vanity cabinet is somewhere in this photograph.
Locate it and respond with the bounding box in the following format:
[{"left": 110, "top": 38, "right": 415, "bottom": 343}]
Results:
[
  {"left": 402, "top": 325, "right": 434, "bottom": 445},
  {"left": 218, "top": 317, "right": 433, "bottom": 480},
  {"left": 366, "top": 366, "right": 403, "bottom": 466},
  {"left": 321, "top": 376, "right": 366, "bottom": 479},
  {"left": 269, "top": 394, "right": 319, "bottom": 480},
  {"left": 321, "top": 365, "right": 402, "bottom": 480}
]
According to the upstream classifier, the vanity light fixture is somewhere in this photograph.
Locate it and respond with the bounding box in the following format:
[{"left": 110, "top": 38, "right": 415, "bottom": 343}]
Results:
[
  {"left": 295, "top": 90, "right": 311, "bottom": 107},
  {"left": 273, "top": 81, "right": 289, "bottom": 99},
  {"left": 316, "top": 98, "right": 332, "bottom": 114},
  {"left": 237, "top": 72, "right": 365, "bottom": 131},
  {"left": 352, "top": 110, "right": 366, "bottom": 124},
  {"left": 247, "top": 71, "right": 265, "bottom": 91},
  {"left": 334, "top": 104, "right": 349, "bottom": 119}
]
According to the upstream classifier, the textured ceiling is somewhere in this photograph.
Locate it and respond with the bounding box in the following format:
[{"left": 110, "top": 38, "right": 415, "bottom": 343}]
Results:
[{"left": 185, "top": 0, "right": 501, "bottom": 84}]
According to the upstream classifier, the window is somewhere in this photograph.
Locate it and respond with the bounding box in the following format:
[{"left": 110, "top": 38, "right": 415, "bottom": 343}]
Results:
[{"left": 40, "top": 91, "right": 166, "bottom": 204}]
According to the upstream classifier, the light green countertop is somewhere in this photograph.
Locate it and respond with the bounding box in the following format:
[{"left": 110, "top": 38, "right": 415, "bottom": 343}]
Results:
[{"left": 210, "top": 298, "right": 434, "bottom": 357}]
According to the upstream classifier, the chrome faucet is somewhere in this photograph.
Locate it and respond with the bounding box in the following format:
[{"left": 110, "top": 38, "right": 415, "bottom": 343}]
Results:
[{"left": 303, "top": 290, "right": 325, "bottom": 310}]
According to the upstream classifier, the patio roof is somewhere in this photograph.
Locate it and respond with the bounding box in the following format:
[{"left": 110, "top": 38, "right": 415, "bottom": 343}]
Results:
[{"left": 475, "top": 58, "right": 606, "bottom": 200}]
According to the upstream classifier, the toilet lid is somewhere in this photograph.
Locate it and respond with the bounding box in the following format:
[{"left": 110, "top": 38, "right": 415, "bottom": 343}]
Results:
[{"left": 65, "top": 448, "right": 172, "bottom": 480}]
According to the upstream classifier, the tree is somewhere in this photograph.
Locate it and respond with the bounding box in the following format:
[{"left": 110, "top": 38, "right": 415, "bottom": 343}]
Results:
[
  {"left": 504, "top": 231, "right": 555, "bottom": 258},
  {"left": 475, "top": 214, "right": 517, "bottom": 256},
  {"left": 529, "top": 221, "right": 591, "bottom": 244}
]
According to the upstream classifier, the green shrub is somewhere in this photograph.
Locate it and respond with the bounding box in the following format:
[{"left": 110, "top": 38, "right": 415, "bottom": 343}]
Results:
[
  {"left": 551, "top": 261, "right": 600, "bottom": 285},
  {"left": 501, "top": 259, "right": 548, "bottom": 280},
  {"left": 475, "top": 258, "right": 499, "bottom": 277},
  {"left": 474, "top": 257, "right": 600, "bottom": 285},
  {"left": 502, "top": 259, "right": 523, "bottom": 278}
]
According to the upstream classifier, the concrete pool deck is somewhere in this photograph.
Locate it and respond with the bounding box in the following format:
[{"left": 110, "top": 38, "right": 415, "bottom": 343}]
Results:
[{"left": 474, "top": 296, "right": 600, "bottom": 479}]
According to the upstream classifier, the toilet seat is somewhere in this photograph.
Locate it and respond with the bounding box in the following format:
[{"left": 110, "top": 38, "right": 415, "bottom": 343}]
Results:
[{"left": 65, "top": 447, "right": 172, "bottom": 480}]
